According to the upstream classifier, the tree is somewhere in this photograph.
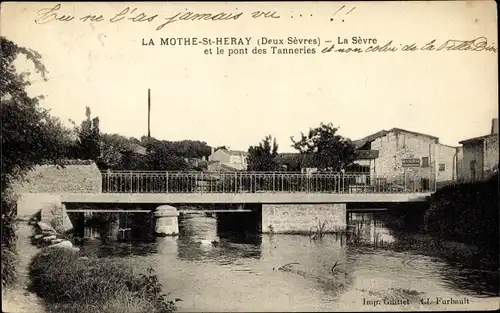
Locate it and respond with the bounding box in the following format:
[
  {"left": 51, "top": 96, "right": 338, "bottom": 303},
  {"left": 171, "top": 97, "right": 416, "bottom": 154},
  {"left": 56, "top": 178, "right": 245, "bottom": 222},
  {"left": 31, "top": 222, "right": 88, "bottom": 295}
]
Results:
[
  {"left": 143, "top": 138, "right": 187, "bottom": 171},
  {"left": 290, "top": 123, "right": 355, "bottom": 171},
  {"left": 98, "top": 133, "right": 148, "bottom": 170},
  {"left": 71, "top": 107, "right": 100, "bottom": 161},
  {"left": 1, "top": 36, "right": 75, "bottom": 287},
  {"left": 276, "top": 153, "right": 303, "bottom": 172},
  {"left": 247, "top": 135, "right": 280, "bottom": 171}
]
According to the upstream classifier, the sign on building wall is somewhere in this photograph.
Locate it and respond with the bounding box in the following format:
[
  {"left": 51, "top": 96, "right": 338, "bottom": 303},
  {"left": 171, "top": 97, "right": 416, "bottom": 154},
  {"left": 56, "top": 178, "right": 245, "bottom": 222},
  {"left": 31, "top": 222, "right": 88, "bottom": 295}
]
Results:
[{"left": 402, "top": 158, "right": 420, "bottom": 168}]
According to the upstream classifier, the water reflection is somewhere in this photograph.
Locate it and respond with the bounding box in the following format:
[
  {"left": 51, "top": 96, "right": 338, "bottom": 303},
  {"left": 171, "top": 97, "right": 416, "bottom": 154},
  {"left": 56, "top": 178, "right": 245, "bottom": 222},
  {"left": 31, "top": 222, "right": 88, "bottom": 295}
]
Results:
[
  {"left": 348, "top": 212, "right": 396, "bottom": 245},
  {"left": 347, "top": 212, "right": 499, "bottom": 297},
  {"left": 75, "top": 211, "right": 498, "bottom": 312},
  {"left": 79, "top": 240, "right": 160, "bottom": 258},
  {"left": 177, "top": 214, "right": 262, "bottom": 262}
]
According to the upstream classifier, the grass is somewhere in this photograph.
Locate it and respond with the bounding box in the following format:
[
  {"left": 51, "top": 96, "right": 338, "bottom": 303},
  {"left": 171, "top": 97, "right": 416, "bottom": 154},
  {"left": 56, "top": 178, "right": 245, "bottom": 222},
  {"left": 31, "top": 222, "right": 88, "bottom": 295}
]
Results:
[
  {"left": 28, "top": 247, "right": 178, "bottom": 313},
  {"left": 40, "top": 293, "right": 158, "bottom": 313},
  {"left": 1, "top": 244, "right": 17, "bottom": 288},
  {"left": 309, "top": 219, "right": 328, "bottom": 240}
]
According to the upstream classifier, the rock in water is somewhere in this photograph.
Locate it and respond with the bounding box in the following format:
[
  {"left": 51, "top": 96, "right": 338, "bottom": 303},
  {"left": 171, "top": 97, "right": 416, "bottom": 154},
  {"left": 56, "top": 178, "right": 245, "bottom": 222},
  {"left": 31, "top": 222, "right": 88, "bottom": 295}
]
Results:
[
  {"left": 46, "top": 204, "right": 74, "bottom": 234},
  {"left": 28, "top": 209, "right": 42, "bottom": 225},
  {"left": 43, "top": 235, "right": 57, "bottom": 241},
  {"left": 37, "top": 221, "right": 57, "bottom": 232},
  {"left": 50, "top": 239, "right": 64, "bottom": 245},
  {"left": 48, "top": 240, "right": 73, "bottom": 249}
]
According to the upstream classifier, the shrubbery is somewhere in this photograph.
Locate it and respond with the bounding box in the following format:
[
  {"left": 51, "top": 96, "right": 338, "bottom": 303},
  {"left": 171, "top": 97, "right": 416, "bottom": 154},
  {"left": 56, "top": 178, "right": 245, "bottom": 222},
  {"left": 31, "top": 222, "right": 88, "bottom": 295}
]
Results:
[
  {"left": 1, "top": 245, "right": 17, "bottom": 288},
  {"left": 1, "top": 188, "right": 19, "bottom": 288},
  {"left": 28, "top": 248, "right": 177, "bottom": 313},
  {"left": 424, "top": 173, "right": 498, "bottom": 257}
]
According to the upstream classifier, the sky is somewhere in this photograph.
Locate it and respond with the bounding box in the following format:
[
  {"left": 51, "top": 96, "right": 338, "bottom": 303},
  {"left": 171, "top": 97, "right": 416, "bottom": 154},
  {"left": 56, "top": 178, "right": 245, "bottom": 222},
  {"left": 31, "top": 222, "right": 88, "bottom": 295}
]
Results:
[{"left": 2, "top": 1, "right": 498, "bottom": 152}]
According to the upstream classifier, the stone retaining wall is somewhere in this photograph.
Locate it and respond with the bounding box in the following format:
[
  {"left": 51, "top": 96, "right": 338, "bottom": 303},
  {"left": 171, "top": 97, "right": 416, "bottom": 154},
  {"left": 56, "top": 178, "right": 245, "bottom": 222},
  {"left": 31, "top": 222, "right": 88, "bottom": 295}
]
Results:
[
  {"left": 262, "top": 203, "right": 347, "bottom": 234},
  {"left": 12, "top": 161, "right": 101, "bottom": 221},
  {"left": 12, "top": 162, "right": 102, "bottom": 194}
]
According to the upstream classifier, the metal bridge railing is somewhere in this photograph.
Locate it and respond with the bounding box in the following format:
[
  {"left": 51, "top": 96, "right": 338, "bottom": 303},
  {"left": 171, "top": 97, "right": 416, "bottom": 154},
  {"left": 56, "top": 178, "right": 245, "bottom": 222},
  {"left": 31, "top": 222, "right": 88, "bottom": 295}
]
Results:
[{"left": 101, "top": 171, "right": 436, "bottom": 194}]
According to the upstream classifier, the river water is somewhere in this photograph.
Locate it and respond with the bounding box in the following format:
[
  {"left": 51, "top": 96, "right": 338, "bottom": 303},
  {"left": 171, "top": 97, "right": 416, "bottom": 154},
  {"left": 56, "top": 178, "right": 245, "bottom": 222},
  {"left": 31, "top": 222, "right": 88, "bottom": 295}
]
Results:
[{"left": 78, "top": 213, "right": 499, "bottom": 312}]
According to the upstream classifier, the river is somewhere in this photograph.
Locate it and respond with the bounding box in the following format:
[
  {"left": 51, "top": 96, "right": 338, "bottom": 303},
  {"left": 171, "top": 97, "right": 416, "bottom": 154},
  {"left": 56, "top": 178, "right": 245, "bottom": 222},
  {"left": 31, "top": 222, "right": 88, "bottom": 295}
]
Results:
[{"left": 78, "top": 212, "right": 499, "bottom": 312}]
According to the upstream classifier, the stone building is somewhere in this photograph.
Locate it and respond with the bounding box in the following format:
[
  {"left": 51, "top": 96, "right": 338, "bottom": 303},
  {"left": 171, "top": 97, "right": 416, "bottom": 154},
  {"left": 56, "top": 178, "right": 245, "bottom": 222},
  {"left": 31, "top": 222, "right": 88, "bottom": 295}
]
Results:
[
  {"left": 208, "top": 148, "right": 248, "bottom": 171},
  {"left": 354, "top": 128, "right": 459, "bottom": 190},
  {"left": 458, "top": 118, "right": 499, "bottom": 182}
]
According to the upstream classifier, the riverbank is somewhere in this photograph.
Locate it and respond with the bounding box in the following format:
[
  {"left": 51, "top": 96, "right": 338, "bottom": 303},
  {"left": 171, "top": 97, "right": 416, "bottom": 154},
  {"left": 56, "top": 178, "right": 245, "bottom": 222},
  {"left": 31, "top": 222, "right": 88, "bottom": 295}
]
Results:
[
  {"left": 353, "top": 230, "right": 499, "bottom": 273},
  {"left": 28, "top": 247, "right": 177, "bottom": 313},
  {"left": 8, "top": 213, "right": 179, "bottom": 313},
  {"left": 424, "top": 174, "right": 498, "bottom": 268}
]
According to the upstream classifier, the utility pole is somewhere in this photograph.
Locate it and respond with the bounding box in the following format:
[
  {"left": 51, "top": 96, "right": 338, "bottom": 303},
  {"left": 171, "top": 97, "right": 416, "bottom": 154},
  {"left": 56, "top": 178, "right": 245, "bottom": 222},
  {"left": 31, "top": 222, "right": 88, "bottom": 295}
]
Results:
[{"left": 147, "top": 88, "right": 151, "bottom": 140}]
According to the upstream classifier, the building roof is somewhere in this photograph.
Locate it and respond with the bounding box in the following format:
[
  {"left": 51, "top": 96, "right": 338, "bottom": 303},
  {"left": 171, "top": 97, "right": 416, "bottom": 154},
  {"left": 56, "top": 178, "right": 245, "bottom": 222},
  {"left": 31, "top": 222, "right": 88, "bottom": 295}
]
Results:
[
  {"left": 354, "top": 128, "right": 439, "bottom": 148},
  {"left": 279, "top": 151, "right": 379, "bottom": 161},
  {"left": 131, "top": 143, "right": 147, "bottom": 155},
  {"left": 438, "top": 143, "right": 459, "bottom": 149},
  {"left": 207, "top": 161, "right": 245, "bottom": 171},
  {"left": 353, "top": 130, "right": 389, "bottom": 149},
  {"left": 216, "top": 148, "right": 249, "bottom": 156},
  {"left": 459, "top": 133, "right": 498, "bottom": 144}
]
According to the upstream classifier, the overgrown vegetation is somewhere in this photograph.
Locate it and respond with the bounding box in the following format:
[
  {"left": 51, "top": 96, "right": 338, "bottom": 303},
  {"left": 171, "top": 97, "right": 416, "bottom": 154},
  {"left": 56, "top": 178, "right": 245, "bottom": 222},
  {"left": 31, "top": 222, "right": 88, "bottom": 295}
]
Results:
[
  {"left": 424, "top": 173, "right": 498, "bottom": 267},
  {"left": 28, "top": 248, "right": 178, "bottom": 313},
  {"left": 1, "top": 36, "right": 71, "bottom": 288},
  {"left": 309, "top": 219, "right": 329, "bottom": 240}
]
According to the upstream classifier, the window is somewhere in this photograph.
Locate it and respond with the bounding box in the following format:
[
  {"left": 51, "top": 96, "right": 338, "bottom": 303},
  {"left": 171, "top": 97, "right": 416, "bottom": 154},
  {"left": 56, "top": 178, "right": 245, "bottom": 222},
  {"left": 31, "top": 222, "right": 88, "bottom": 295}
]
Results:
[
  {"left": 422, "top": 157, "right": 429, "bottom": 167},
  {"left": 439, "top": 164, "right": 445, "bottom": 172}
]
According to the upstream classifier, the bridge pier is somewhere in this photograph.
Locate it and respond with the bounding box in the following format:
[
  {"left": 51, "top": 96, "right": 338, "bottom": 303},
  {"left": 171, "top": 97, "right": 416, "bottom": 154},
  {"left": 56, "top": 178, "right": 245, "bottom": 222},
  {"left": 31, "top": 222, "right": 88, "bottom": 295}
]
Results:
[
  {"left": 154, "top": 205, "right": 179, "bottom": 236},
  {"left": 262, "top": 203, "right": 347, "bottom": 234}
]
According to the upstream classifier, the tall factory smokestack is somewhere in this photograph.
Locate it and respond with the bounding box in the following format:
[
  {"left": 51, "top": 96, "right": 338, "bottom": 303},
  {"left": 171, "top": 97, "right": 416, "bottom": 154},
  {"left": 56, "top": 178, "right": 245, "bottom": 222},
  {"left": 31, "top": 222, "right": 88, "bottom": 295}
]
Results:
[{"left": 148, "top": 88, "right": 151, "bottom": 139}]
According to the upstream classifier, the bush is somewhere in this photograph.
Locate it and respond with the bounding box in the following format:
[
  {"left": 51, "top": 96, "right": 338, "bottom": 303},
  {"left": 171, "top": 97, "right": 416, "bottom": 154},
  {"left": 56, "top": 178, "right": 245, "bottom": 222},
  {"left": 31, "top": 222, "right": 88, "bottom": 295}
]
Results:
[
  {"left": 1, "top": 187, "right": 19, "bottom": 288},
  {"left": 40, "top": 292, "right": 157, "bottom": 313},
  {"left": 425, "top": 173, "right": 498, "bottom": 254},
  {"left": 28, "top": 248, "right": 177, "bottom": 312},
  {"left": 1, "top": 245, "right": 17, "bottom": 288}
]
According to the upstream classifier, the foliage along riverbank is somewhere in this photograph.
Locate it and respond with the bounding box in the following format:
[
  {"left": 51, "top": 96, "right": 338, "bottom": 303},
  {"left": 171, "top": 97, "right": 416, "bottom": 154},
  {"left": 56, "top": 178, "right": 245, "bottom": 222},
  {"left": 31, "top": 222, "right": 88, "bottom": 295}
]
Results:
[
  {"left": 424, "top": 173, "right": 498, "bottom": 259},
  {"left": 339, "top": 174, "right": 499, "bottom": 274},
  {"left": 26, "top": 217, "right": 179, "bottom": 313}
]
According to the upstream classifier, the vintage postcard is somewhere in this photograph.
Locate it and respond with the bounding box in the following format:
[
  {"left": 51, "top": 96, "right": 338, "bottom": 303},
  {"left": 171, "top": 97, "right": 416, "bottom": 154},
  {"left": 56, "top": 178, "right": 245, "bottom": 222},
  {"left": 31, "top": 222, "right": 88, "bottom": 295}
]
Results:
[{"left": 1, "top": 1, "right": 498, "bottom": 312}]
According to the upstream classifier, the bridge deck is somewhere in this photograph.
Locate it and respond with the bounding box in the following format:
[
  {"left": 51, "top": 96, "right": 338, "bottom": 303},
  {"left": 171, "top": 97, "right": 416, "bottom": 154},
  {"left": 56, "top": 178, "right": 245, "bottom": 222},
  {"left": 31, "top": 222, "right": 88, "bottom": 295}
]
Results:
[
  {"left": 61, "top": 192, "right": 431, "bottom": 204},
  {"left": 65, "top": 209, "right": 252, "bottom": 213}
]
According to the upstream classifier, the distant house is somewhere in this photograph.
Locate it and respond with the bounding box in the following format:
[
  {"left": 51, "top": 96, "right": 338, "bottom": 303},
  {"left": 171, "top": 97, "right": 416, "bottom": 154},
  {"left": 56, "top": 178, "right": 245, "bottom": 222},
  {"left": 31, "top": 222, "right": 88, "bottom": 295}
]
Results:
[
  {"left": 458, "top": 118, "right": 499, "bottom": 182},
  {"left": 130, "top": 143, "right": 147, "bottom": 155},
  {"left": 183, "top": 157, "right": 207, "bottom": 169},
  {"left": 208, "top": 148, "right": 248, "bottom": 171},
  {"left": 354, "top": 128, "right": 459, "bottom": 188}
]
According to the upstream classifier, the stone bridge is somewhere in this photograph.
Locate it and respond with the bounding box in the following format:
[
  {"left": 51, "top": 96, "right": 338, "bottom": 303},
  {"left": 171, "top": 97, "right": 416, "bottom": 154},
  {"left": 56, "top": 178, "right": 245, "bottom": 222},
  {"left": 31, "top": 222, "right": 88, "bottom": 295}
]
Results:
[{"left": 16, "top": 167, "right": 435, "bottom": 236}]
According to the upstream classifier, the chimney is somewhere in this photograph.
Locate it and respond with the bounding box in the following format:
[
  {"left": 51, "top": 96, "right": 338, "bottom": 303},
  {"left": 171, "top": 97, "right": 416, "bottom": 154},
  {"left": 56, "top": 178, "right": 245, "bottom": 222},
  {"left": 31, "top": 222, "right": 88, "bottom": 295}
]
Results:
[{"left": 491, "top": 118, "right": 498, "bottom": 135}]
